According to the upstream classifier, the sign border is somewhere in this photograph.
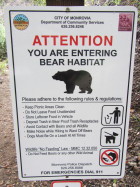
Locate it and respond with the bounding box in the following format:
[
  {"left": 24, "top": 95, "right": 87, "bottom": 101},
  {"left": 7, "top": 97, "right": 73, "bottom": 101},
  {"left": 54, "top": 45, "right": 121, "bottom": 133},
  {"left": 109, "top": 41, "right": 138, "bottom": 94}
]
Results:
[{"left": 8, "top": 8, "right": 136, "bottom": 179}]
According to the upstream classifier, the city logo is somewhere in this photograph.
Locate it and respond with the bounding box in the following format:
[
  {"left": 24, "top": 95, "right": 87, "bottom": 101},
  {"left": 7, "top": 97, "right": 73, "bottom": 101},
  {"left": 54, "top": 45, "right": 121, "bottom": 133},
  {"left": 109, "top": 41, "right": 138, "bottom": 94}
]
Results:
[{"left": 13, "top": 14, "right": 29, "bottom": 30}]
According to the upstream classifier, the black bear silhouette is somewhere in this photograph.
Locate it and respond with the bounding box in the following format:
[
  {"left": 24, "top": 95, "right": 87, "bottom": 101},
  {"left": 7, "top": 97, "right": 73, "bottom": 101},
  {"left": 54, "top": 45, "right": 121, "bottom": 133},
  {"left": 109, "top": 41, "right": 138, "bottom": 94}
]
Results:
[{"left": 52, "top": 69, "right": 92, "bottom": 94}]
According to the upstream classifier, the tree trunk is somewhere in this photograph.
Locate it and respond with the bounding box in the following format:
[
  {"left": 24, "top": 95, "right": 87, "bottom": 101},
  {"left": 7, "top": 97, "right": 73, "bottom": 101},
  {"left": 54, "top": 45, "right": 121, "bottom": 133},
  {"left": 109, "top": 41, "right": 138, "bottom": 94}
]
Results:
[{"left": 46, "top": 0, "right": 84, "bottom": 6}]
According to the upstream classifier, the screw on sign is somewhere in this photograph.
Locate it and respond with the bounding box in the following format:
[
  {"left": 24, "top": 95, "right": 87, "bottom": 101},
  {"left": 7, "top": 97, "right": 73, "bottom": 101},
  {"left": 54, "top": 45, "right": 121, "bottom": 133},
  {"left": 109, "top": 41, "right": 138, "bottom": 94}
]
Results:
[{"left": 101, "top": 149, "right": 118, "bottom": 165}]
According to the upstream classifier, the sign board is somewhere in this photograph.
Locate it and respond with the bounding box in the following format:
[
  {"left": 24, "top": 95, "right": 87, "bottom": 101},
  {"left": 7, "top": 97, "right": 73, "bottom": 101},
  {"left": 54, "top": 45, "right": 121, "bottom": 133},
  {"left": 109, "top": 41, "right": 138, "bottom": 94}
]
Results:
[
  {"left": 51, "top": 181, "right": 82, "bottom": 187},
  {"left": 5, "top": 6, "right": 137, "bottom": 181}
]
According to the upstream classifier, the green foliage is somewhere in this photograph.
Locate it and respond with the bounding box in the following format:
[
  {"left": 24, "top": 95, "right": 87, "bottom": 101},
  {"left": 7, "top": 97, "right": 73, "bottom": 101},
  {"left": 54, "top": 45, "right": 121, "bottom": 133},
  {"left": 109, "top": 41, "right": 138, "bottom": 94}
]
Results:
[
  {"left": 33, "top": 0, "right": 46, "bottom": 6},
  {"left": 0, "top": 23, "right": 7, "bottom": 60},
  {"left": 114, "top": 0, "right": 121, "bottom": 5},
  {"left": 0, "top": 59, "right": 7, "bottom": 74},
  {"left": 131, "top": 115, "right": 140, "bottom": 122},
  {"left": 113, "top": 179, "right": 117, "bottom": 184},
  {"left": 104, "top": 0, "right": 122, "bottom": 5},
  {"left": 126, "top": 0, "right": 140, "bottom": 21}
]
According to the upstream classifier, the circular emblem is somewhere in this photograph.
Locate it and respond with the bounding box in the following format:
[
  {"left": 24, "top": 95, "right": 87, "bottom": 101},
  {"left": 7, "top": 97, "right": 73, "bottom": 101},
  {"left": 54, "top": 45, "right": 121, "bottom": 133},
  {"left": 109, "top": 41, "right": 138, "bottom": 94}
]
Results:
[{"left": 13, "top": 14, "right": 29, "bottom": 30}]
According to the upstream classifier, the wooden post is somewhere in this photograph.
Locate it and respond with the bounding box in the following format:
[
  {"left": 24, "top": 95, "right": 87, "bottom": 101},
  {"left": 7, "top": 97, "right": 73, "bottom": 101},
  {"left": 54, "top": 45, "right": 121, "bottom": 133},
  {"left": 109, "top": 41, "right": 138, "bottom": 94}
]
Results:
[{"left": 47, "top": 0, "right": 84, "bottom": 6}]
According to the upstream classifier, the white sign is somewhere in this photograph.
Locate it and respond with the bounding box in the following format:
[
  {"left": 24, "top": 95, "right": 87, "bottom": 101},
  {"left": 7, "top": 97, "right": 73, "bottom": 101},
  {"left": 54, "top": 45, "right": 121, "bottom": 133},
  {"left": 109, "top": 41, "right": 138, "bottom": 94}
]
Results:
[
  {"left": 51, "top": 181, "right": 82, "bottom": 187},
  {"left": 5, "top": 6, "right": 137, "bottom": 181}
]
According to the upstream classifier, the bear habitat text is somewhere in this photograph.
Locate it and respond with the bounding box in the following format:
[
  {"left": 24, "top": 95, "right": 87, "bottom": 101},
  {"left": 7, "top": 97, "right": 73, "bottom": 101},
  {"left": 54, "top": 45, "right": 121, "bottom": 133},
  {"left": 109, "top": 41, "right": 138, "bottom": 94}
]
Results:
[{"left": 27, "top": 35, "right": 118, "bottom": 66}]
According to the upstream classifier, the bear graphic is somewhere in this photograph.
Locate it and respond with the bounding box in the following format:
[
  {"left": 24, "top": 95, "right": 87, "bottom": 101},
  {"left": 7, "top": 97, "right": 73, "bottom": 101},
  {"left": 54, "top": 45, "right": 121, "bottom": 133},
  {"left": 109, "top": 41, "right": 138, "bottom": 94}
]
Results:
[{"left": 52, "top": 69, "right": 92, "bottom": 94}]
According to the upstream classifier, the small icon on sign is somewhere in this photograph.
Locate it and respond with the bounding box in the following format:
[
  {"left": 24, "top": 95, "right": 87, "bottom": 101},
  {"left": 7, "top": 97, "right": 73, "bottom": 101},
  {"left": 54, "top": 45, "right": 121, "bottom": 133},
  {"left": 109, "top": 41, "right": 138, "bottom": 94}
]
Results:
[
  {"left": 105, "top": 132, "right": 118, "bottom": 144},
  {"left": 110, "top": 107, "right": 121, "bottom": 124},
  {"left": 13, "top": 14, "right": 29, "bottom": 30},
  {"left": 118, "top": 13, "right": 133, "bottom": 31},
  {"left": 101, "top": 105, "right": 124, "bottom": 126},
  {"left": 100, "top": 128, "right": 122, "bottom": 147},
  {"left": 103, "top": 151, "right": 116, "bottom": 162},
  {"left": 105, "top": 115, "right": 112, "bottom": 124},
  {"left": 100, "top": 149, "right": 120, "bottom": 166}
]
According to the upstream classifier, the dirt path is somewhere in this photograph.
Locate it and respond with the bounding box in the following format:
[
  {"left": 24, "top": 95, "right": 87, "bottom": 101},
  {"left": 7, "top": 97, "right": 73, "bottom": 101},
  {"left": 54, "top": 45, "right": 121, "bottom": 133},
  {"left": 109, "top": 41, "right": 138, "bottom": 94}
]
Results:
[{"left": 0, "top": 72, "right": 139, "bottom": 187}]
